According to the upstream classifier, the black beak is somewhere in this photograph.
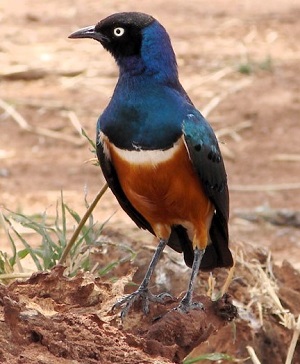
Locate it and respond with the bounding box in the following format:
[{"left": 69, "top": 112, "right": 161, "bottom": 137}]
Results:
[{"left": 68, "top": 25, "right": 109, "bottom": 43}]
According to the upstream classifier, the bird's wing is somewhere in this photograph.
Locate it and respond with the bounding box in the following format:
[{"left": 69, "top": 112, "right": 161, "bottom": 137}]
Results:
[
  {"left": 182, "top": 111, "right": 233, "bottom": 268},
  {"left": 183, "top": 112, "right": 228, "bottom": 219},
  {"left": 97, "top": 142, "right": 155, "bottom": 235}
]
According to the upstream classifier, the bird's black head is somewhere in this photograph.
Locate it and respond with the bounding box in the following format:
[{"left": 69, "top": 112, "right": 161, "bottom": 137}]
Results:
[
  {"left": 69, "top": 12, "right": 154, "bottom": 59},
  {"left": 70, "top": 12, "right": 178, "bottom": 81}
]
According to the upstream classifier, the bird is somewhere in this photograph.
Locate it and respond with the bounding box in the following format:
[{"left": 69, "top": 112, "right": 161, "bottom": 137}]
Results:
[{"left": 69, "top": 12, "right": 233, "bottom": 318}]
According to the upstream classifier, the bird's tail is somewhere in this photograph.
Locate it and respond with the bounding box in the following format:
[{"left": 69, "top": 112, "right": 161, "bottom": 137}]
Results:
[
  {"left": 201, "top": 213, "right": 233, "bottom": 270},
  {"left": 169, "top": 217, "right": 233, "bottom": 270}
]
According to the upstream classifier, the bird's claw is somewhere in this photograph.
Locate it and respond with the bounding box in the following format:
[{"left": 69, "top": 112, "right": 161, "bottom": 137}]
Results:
[
  {"left": 113, "top": 288, "right": 173, "bottom": 319},
  {"left": 176, "top": 298, "right": 204, "bottom": 313}
]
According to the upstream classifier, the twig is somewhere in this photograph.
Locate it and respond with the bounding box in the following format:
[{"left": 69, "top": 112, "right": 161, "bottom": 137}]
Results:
[
  {"left": 0, "top": 65, "right": 83, "bottom": 80},
  {"left": 257, "top": 265, "right": 284, "bottom": 311},
  {"left": 202, "top": 78, "right": 252, "bottom": 118},
  {"left": 0, "top": 65, "right": 47, "bottom": 80},
  {"left": 0, "top": 98, "right": 84, "bottom": 145},
  {"left": 219, "top": 143, "right": 235, "bottom": 160},
  {"left": 234, "top": 207, "right": 300, "bottom": 228},
  {"left": 217, "top": 120, "right": 252, "bottom": 160},
  {"left": 273, "top": 154, "right": 300, "bottom": 162},
  {"left": 34, "top": 126, "right": 85, "bottom": 145},
  {"left": 202, "top": 95, "right": 223, "bottom": 119},
  {"left": 66, "top": 110, "right": 84, "bottom": 136},
  {"left": 188, "top": 67, "right": 234, "bottom": 90},
  {"left": 216, "top": 121, "right": 253, "bottom": 141},
  {"left": 0, "top": 98, "right": 28, "bottom": 128},
  {"left": 0, "top": 150, "right": 15, "bottom": 159},
  {"left": 246, "top": 346, "right": 261, "bottom": 364},
  {"left": 16, "top": 98, "right": 67, "bottom": 110},
  {"left": 207, "top": 273, "right": 216, "bottom": 298},
  {"left": 221, "top": 259, "right": 236, "bottom": 296},
  {"left": 0, "top": 272, "right": 32, "bottom": 280},
  {"left": 285, "top": 315, "right": 300, "bottom": 364},
  {"left": 59, "top": 183, "right": 109, "bottom": 265},
  {"left": 238, "top": 248, "right": 300, "bottom": 364},
  {"left": 230, "top": 183, "right": 300, "bottom": 192}
]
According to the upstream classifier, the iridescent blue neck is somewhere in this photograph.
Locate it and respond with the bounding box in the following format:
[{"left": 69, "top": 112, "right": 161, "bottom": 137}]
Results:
[
  {"left": 116, "top": 55, "right": 146, "bottom": 76},
  {"left": 141, "top": 21, "right": 178, "bottom": 81},
  {"left": 116, "top": 20, "right": 178, "bottom": 83}
]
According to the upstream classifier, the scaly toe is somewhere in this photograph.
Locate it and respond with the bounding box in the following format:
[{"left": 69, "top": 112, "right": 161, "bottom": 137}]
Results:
[
  {"left": 113, "top": 289, "right": 173, "bottom": 319},
  {"left": 148, "top": 291, "right": 174, "bottom": 303},
  {"left": 112, "top": 289, "right": 146, "bottom": 318},
  {"left": 176, "top": 300, "right": 204, "bottom": 313}
]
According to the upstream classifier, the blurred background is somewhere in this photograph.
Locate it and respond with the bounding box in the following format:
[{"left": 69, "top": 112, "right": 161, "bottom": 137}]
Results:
[{"left": 1, "top": 0, "right": 299, "bottom": 267}]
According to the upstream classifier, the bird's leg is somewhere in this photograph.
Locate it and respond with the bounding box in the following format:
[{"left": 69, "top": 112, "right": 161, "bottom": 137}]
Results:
[
  {"left": 113, "top": 238, "right": 171, "bottom": 319},
  {"left": 178, "top": 247, "right": 205, "bottom": 312}
]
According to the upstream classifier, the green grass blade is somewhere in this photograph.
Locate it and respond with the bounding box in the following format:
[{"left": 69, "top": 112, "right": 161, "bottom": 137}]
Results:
[
  {"left": 64, "top": 203, "right": 92, "bottom": 244},
  {"left": 98, "top": 261, "right": 119, "bottom": 276},
  {"left": 184, "top": 353, "right": 237, "bottom": 363},
  {"left": 60, "top": 191, "right": 67, "bottom": 246},
  {"left": 1, "top": 212, "right": 17, "bottom": 267},
  {"left": 8, "top": 224, "right": 43, "bottom": 271},
  {"left": 64, "top": 204, "right": 81, "bottom": 224},
  {"left": 81, "top": 128, "right": 96, "bottom": 150},
  {"left": 17, "top": 249, "right": 30, "bottom": 260}
]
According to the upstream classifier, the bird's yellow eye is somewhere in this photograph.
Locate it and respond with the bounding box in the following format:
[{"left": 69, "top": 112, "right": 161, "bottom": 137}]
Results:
[{"left": 113, "top": 27, "right": 125, "bottom": 37}]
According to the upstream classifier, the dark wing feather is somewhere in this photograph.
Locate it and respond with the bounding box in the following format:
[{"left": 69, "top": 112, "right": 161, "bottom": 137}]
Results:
[
  {"left": 182, "top": 111, "right": 233, "bottom": 269},
  {"left": 97, "top": 142, "right": 155, "bottom": 234}
]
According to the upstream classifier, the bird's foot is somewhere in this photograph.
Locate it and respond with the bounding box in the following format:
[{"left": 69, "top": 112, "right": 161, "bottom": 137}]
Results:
[
  {"left": 176, "top": 296, "right": 203, "bottom": 313},
  {"left": 113, "top": 288, "right": 173, "bottom": 319}
]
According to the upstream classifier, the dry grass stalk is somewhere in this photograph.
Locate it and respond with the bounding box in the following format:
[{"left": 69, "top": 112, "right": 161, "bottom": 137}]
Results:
[
  {"left": 0, "top": 272, "right": 33, "bottom": 280},
  {"left": 231, "top": 183, "right": 300, "bottom": 192},
  {"left": 0, "top": 98, "right": 84, "bottom": 146},
  {"left": 234, "top": 207, "right": 300, "bottom": 228},
  {"left": 237, "top": 249, "right": 300, "bottom": 364},
  {"left": 59, "top": 183, "right": 109, "bottom": 265},
  {"left": 66, "top": 110, "right": 83, "bottom": 136},
  {"left": 219, "top": 144, "right": 235, "bottom": 160},
  {"left": 216, "top": 120, "right": 252, "bottom": 141},
  {"left": 201, "top": 78, "right": 252, "bottom": 118},
  {"left": 15, "top": 98, "right": 67, "bottom": 110},
  {"left": 187, "top": 67, "right": 234, "bottom": 91},
  {"left": 246, "top": 346, "right": 261, "bottom": 364},
  {"left": 221, "top": 262, "right": 236, "bottom": 297},
  {"left": 273, "top": 154, "right": 300, "bottom": 162},
  {"left": 217, "top": 120, "right": 253, "bottom": 160},
  {"left": 207, "top": 272, "right": 216, "bottom": 298},
  {"left": 285, "top": 315, "right": 300, "bottom": 364}
]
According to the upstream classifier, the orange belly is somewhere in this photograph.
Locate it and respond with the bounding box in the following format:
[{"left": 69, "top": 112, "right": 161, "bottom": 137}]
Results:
[{"left": 107, "top": 139, "right": 214, "bottom": 249}]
